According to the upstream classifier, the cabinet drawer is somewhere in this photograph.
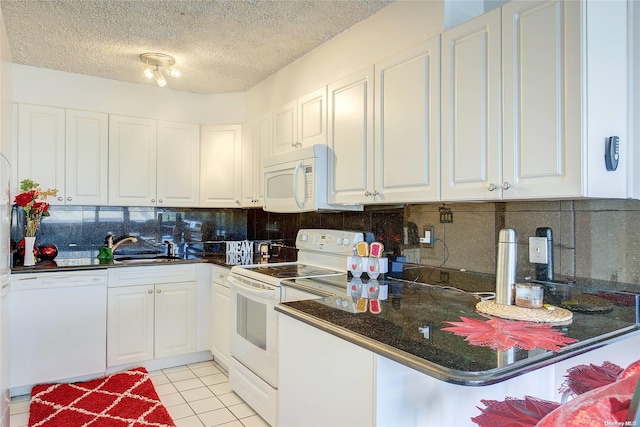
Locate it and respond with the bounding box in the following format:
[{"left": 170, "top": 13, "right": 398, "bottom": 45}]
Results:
[
  {"left": 108, "top": 264, "right": 196, "bottom": 287},
  {"left": 211, "top": 265, "right": 230, "bottom": 286}
]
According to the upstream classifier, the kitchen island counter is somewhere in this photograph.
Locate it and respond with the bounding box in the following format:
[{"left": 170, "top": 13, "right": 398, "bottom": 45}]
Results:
[{"left": 276, "top": 276, "right": 640, "bottom": 386}]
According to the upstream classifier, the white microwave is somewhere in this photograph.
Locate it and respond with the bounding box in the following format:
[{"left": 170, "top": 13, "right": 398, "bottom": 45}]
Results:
[{"left": 262, "top": 145, "right": 363, "bottom": 213}]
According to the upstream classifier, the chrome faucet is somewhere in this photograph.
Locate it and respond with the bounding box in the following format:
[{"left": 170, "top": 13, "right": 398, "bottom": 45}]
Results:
[{"left": 106, "top": 235, "right": 138, "bottom": 253}]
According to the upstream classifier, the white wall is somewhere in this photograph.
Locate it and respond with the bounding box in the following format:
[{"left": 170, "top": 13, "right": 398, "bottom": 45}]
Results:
[
  {"left": 0, "top": 8, "right": 11, "bottom": 164},
  {"left": 244, "top": 0, "right": 444, "bottom": 120},
  {"left": 12, "top": 64, "right": 245, "bottom": 125}
]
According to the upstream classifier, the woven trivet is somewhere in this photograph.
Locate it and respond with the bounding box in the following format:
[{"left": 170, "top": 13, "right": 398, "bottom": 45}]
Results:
[{"left": 476, "top": 300, "right": 573, "bottom": 324}]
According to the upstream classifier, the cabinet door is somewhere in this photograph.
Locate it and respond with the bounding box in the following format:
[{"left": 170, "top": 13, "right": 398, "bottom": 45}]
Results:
[
  {"left": 107, "top": 285, "right": 154, "bottom": 366},
  {"left": 441, "top": 9, "right": 501, "bottom": 201},
  {"left": 328, "top": 67, "right": 375, "bottom": 205},
  {"left": 17, "top": 104, "right": 65, "bottom": 204},
  {"left": 242, "top": 115, "right": 271, "bottom": 207},
  {"left": 502, "top": 0, "right": 582, "bottom": 198},
  {"left": 279, "top": 314, "right": 375, "bottom": 427},
  {"left": 200, "top": 125, "right": 242, "bottom": 207},
  {"left": 65, "top": 109, "right": 108, "bottom": 205},
  {"left": 156, "top": 121, "right": 200, "bottom": 207},
  {"left": 211, "top": 282, "right": 231, "bottom": 370},
  {"left": 374, "top": 36, "right": 440, "bottom": 203},
  {"left": 155, "top": 282, "right": 197, "bottom": 359},
  {"left": 273, "top": 100, "right": 297, "bottom": 154},
  {"left": 108, "top": 115, "right": 157, "bottom": 206},
  {"left": 241, "top": 119, "right": 259, "bottom": 207},
  {"left": 298, "top": 87, "right": 327, "bottom": 148}
]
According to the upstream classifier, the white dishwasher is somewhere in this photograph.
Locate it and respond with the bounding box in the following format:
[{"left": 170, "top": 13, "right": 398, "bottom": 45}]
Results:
[{"left": 10, "top": 270, "right": 108, "bottom": 395}]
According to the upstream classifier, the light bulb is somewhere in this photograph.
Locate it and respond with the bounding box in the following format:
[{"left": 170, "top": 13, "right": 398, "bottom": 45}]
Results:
[
  {"left": 153, "top": 68, "right": 167, "bottom": 87},
  {"left": 143, "top": 66, "right": 154, "bottom": 79},
  {"left": 166, "top": 68, "right": 181, "bottom": 78}
]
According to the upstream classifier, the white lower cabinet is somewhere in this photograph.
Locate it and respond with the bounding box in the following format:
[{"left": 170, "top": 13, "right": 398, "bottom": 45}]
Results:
[
  {"left": 278, "top": 314, "right": 375, "bottom": 427},
  {"left": 210, "top": 265, "right": 231, "bottom": 370},
  {"left": 107, "top": 265, "right": 197, "bottom": 367}
]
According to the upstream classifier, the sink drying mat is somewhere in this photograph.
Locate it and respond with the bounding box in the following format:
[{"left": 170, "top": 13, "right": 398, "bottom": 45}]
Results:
[{"left": 476, "top": 300, "right": 573, "bottom": 324}]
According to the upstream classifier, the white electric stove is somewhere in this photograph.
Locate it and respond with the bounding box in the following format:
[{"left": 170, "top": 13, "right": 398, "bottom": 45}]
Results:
[{"left": 227, "top": 229, "right": 366, "bottom": 426}]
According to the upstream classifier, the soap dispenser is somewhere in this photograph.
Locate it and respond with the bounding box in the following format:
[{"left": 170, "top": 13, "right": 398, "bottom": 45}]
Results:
[{"left": 495, "top": 229, "right": 517, "bottom": 305}]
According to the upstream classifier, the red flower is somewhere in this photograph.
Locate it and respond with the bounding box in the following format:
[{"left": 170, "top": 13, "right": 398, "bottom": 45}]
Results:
[
  {"left": 32, "top": 202, "right": 49, "bottom": 213},
  {"left": 14, "top": 190, "right": 36, "bottom": 207}
]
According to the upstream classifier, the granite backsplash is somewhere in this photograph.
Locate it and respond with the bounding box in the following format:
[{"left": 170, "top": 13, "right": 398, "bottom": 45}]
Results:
[{"left": 12, "top": 199, "right": 640, "bottom": 289}]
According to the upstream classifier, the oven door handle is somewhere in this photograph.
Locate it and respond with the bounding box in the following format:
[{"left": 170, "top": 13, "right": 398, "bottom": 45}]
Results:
[{"left": 228, "top": 275, "right": 278, "bottom": 298}]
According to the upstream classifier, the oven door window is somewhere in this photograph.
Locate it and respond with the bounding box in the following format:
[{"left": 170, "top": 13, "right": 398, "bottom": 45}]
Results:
[{"left": 236, "top": 293, "right": 267, "bottom": 350}]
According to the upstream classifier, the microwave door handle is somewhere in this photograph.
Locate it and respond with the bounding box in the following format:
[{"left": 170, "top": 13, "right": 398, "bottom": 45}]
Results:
[{"left": 293, "top": 161, "right": 304, "bottom": 209}]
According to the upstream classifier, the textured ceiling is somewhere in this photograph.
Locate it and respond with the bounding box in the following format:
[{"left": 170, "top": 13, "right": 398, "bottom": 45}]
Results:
[{"left": 0, "top": 0, "right": 394, "bottom": 94}]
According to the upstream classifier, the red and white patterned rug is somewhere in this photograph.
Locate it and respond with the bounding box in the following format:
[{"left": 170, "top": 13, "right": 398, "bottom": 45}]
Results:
[{"left": 28, "top": 367, "right": 176, "bottom": 427}]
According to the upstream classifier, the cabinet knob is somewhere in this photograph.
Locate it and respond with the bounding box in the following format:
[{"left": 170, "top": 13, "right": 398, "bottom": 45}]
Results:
[
  {"left": 156, "top": 289, "right": 161, "bottom": 294},
  {"left": 501, "top": 182, "right": 511, "bottom": 190},
  {"left": 151, "top": 199, "right": 156, "bottom": 203},
  {"left": 67, "top": 196, "right": 72, "bottom": 201},
  {"left": 372, "top": 191, "right": 379, "bottom": 197},
  {"left": 364, "top": 191, "right": 371, "bottom": 197},
  {"left": 57, "top": 196, "right": 63, "bottom": 201},
  {"left": 158, "top": 199, "right": 163, "bottom": 203},
  {"left": 147, "top": 289, "right": 153, "bottom": 294},
  {"left": 487, "top": 183, "right": 497, "bottom": 191}
]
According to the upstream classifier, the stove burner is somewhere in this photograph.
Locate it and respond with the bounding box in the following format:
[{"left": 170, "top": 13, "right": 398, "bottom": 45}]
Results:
[{"left": 248, "top": 263, "right": 340, "bottom": 279}]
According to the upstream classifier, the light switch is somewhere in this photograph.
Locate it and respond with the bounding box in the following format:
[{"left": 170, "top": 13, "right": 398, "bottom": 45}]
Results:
[{"left": 529, "top": 237, "right": 548, "bottom": 264}]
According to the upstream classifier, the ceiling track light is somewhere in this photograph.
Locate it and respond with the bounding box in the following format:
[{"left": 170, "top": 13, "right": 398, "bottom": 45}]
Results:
[{"left": 139, "top": 52, "right": 179, "bottom": 88}]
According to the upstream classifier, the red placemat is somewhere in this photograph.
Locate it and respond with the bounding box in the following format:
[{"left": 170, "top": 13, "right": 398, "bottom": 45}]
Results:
[{"left": 443, "top": 316, "right": 578, "bottom": 351}]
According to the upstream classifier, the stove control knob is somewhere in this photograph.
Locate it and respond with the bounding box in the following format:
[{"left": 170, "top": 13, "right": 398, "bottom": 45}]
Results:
[
  {"left": 300, "top": 233, "right": 309, "bottom": 242},
  {"left": 342, "top": 299, "right": 349, "bottom": 308},
  {"left": 343, "top": 238, "right": 351, "bottom": 246},
  {"left": 336, "top": 298, "right": 341, "bottom": 306},
  {"left": 337, "top": 237, "right": 343, "bottom": 245}
]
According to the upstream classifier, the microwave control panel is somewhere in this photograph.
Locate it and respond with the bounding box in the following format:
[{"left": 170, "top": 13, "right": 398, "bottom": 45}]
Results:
[{"left": 304, "top": 166, "right": 313, "bottom": 198}]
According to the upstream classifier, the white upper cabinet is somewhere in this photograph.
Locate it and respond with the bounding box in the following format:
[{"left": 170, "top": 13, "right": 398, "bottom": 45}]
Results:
[
  {"left": 18, "top": 105, "right": 65, "bottom": 200},
  {"left": 109, "top": 115, "right": 157, "bottom": 206},
  {"left": 272, "top": 87, "right": 326, "bottom": 154},
  {"left": 109, "top": 116, "right": 199, "bottom": 207},
  {"left": 241, "top": 114, "right": 271, "bottom": 207},
  {"left": 327, "top": 67, "right": 375, "bottom": 205},
  {"left": 374, "top": 36, "right": 441, "bottom": 204},
  {"left": 200, "top": 124, "right": 243, "bottom": 208},
  {"left": 441, "top": 9, "right": 501, "bottom": 201},
  {"left": 502, "top": 0, "right": 627, "bottom": 199},
  {"left": 442, "top": 0, "right": 628, "bottom": 201},
  {"left": 65, "top": 109, "right": 109, "bottom": 205},
  {"left": 18, "top": 104, "right": 108, "bottom": 205},
  {"left": 156, "top": 120, "right": 200, "bottom": 207}
]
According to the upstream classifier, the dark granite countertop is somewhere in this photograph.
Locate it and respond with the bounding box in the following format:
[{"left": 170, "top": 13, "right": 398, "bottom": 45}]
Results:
[
  {"left": 276, "top": 274, "right": 640, "bottom": 386},
  {"left": 11, "top": 251, "right": 298, "bottom": 273}
]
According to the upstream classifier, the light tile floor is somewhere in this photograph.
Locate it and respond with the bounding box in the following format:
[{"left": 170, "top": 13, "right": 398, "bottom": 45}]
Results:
[{"left": 10, "top": 360, "right": 269, "bottom": 427}]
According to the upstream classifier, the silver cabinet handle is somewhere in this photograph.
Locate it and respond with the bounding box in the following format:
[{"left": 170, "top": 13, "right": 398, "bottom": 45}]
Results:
[
  {"left": 147, "top": 289, "right": 153, "bottom": 294},
  {"left": 158, "top": 199, "right": 163, "bottom": 203},
  {"left": 372, "top": 191, "right": 379, "bottom": 196},
  {"left": 156, "top": 289, "right": 161, "bottom": 294},
  {"left": 57, "top": 196, "right": 63, "bottom": 201},
  {"left": 502, "top": 182, "right": 511, "bottom": 190},
  {"left": 488, "top": 183, "right": 497, "bottom": 191},
  {"left": 364, "top": 191, "right": 371, "bottom": 197},
  {"left": 67, "top": 196, "right": 72, "bottom": 201},
  {"left": 151, "top": 199, "right": 156, "bottom": 203}
]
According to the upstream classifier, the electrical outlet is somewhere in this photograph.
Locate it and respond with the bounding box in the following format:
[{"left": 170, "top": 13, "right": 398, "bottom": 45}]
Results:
[
  {"left": 419, "top": 225, "right": 435, "bottom": 248},
  {"left": 529, "top": 237, "right": 549, "bottom": 264}
]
